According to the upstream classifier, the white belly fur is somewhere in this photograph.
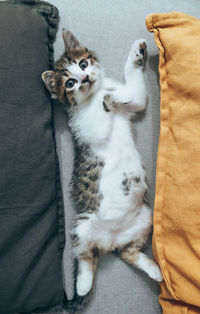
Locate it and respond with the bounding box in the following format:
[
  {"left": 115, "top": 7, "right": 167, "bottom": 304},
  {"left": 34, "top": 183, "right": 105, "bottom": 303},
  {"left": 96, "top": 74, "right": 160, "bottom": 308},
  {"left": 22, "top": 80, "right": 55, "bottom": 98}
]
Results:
[{"left": 75, "top": 115, "right": 152, "bottom": 253}]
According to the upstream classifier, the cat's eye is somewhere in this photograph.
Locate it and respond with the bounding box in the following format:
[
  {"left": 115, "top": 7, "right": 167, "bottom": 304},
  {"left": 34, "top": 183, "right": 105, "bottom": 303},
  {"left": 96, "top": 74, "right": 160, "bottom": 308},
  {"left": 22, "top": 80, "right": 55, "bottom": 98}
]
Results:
[
  {"left": 79, "top": 59, "right": 88, "bottom": 71},
  {"left": 66, "top": 78, "right": 76, "bottom": 89}
]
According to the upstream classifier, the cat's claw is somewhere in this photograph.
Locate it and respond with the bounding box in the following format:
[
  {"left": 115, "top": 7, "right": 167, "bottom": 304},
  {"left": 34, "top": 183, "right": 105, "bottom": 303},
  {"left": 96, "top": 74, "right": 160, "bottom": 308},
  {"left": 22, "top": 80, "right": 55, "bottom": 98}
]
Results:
[{"left": 131, "top": 39, "right": 147, "bottom": 68}]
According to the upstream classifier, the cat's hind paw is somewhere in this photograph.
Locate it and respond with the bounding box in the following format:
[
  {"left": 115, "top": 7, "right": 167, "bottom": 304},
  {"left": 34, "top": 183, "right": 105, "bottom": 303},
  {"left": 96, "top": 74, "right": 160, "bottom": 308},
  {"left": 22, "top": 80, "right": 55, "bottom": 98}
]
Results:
[
  {"left": 131, "top": 39, "right": 147, "bottom": 69},
  {"left": 148, "top": 263, "right": 164, "bottom": 282}
]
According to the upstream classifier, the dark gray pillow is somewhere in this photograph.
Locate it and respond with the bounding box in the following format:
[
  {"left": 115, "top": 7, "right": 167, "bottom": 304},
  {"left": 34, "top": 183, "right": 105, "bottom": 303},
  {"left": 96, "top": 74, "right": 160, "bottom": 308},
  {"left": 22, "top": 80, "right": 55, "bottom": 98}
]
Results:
[{"left": 0, "top": 1, "right": 65, "bottom": 312}]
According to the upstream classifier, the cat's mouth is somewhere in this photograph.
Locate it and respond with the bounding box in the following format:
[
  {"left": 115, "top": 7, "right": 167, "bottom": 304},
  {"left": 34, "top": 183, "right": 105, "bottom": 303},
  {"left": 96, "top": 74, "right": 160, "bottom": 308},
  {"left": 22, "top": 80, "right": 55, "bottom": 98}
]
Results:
[
  {"left": 83, "top": 76, "right": 95, "bottom": 88},
  {"left": 86, "top": 80, "right": 95, "bottom": 90}
]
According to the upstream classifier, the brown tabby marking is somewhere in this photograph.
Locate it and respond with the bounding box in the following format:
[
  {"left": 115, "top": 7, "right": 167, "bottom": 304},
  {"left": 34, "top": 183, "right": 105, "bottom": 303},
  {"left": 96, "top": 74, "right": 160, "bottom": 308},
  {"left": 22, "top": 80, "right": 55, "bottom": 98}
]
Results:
[
  {"left": 122, "top": 172, "right": 141, "bottom": 196},
  {"left": 71, "top": 140, "right": 104, "bottom": 217},
  {"left": 78, "top": 249, "right": 100, "bottom": 289}
]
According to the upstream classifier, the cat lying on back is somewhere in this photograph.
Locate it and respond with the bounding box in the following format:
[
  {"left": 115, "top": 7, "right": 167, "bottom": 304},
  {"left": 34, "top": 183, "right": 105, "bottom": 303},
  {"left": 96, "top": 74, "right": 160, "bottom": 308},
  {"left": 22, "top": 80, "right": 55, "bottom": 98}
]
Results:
[{"left": 42, "top": 29, "right": 163, "bottom": 312}]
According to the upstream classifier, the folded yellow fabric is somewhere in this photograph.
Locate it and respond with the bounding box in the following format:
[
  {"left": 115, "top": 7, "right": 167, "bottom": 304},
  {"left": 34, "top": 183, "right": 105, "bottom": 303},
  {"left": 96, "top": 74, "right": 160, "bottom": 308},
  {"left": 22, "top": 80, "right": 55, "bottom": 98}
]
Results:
[{"left": 146, "top": 12, "right": 200, "bottom": 314}]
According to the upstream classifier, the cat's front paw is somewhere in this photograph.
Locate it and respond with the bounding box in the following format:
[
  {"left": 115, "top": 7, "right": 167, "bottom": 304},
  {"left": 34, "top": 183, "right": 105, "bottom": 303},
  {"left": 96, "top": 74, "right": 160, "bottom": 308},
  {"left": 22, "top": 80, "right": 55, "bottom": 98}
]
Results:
[
  {"left": 131, "top": 39, "right": 147, "bottom": 69},
  {"left": 103, "top": 93, "right": 115, "bottom": 112}
]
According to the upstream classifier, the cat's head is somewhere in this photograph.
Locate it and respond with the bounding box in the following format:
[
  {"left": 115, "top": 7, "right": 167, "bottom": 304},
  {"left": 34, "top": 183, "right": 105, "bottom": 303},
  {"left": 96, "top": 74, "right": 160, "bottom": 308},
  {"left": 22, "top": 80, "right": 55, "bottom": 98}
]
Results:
[{"left": 42, "top": 29, "right": 103, "bottom": 114}]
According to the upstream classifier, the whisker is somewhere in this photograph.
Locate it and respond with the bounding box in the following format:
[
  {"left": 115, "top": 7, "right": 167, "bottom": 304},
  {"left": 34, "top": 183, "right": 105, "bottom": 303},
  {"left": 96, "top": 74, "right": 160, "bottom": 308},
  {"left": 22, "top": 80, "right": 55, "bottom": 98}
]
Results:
[
  {"left": 80, "top": 85, "right": 87, "bottom": 93},
  {"left": 91, "top": 72, "right": 96, "bottom": 79}
]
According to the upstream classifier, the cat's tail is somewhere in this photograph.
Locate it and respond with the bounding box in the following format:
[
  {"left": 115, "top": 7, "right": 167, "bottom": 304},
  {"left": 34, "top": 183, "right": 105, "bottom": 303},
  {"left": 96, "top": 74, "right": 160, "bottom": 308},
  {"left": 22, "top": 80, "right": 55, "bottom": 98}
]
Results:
[{"left": 63, "top": 290, "right": 92, "bottom": 313}]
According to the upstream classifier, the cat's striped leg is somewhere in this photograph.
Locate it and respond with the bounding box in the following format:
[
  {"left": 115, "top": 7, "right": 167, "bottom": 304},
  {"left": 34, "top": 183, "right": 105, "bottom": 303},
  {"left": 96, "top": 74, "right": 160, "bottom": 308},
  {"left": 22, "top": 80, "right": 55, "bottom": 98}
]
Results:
[
  {"left": 119, "top": 241, "right": 163, "bottom": 282},
  {"left": 76, "top": 250, "right": 99, "bottom": 296},
  {"left": 72, "top": 221, "right": 100, "bottom": 298}
]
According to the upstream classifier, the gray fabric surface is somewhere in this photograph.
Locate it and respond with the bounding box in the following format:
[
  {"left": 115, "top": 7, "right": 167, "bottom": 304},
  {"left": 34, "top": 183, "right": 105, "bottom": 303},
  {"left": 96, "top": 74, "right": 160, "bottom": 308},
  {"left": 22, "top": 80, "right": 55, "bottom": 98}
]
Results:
[{"left": 43, "top": 0, "right": 200, "bottom": 313}]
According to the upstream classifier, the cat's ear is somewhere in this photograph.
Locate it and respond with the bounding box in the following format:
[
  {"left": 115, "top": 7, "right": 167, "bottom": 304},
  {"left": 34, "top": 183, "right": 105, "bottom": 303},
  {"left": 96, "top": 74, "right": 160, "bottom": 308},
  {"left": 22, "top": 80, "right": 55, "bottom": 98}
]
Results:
[
  {"left": 62, "top": 29, "right": 83, "bottom": 52},
  {"left": 41, "top": 71, "right": 57, "bottom": 99}
]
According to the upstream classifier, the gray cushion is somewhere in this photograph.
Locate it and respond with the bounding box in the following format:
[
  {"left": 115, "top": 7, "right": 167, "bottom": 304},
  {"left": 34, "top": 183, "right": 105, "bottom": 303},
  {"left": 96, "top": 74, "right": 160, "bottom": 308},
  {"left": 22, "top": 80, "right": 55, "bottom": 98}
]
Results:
[{"left": 0, "top": 1, "right": 65, "bottom": 312}]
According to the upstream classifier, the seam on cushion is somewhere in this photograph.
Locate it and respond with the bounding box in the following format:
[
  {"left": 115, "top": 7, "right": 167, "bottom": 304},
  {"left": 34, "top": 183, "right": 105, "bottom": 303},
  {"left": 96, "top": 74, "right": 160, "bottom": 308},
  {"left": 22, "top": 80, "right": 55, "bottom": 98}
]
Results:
[
  {"left": 51, "top": 106, "right": 66, "bottom": 250},
  {"left": 151, "top": 27, "right": 180, "bottom": 301}
]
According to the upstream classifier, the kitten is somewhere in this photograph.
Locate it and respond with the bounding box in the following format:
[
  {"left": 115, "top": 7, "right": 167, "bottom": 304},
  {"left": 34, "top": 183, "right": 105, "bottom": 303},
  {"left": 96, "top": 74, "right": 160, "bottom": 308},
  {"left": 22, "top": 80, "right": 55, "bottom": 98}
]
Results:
[{"left": 42, "top": 29, "right": 163, "bottom": 312}]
